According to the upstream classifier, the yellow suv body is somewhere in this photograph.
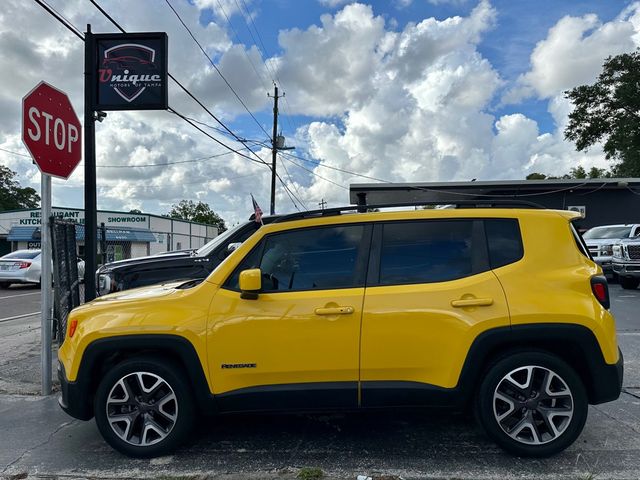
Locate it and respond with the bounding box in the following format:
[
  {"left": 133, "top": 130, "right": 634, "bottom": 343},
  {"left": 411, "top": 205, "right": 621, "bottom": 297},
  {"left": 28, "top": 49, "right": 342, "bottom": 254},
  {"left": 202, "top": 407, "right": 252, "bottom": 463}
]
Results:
[{"left": 58, "top": 207, "right": 623, "bottom": 458}]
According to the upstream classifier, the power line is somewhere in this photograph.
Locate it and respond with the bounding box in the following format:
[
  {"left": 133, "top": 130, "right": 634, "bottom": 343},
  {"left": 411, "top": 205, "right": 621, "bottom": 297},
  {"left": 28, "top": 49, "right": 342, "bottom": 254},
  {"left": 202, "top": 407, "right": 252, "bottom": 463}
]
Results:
[
  {"left": 87, "top": 0, "right": 273, "bottom": 169},
  {"left": 235, "top": 0, "right": 298, "bottom": 136},
  {"left": 167, "top": 108, "right": 268, "bottom": 166},
  {"left": 274, "top": 171, "right": 302, "bottom": 211},
  {"left": 0, "top": 147, "right": 31, "bottom": 158},
  {"left": 280, "top": 155, "right": 349, "bottom": 191},
  {"left": 98, "top": 151, "right": 235, "bottom": 168},
  {"left": 278, "top": 154, "right": 308, "bottom": 210},
  {"left": 33, "top": 0, "right": 84, "bottom": 40},
  {"left": 280, "top": 150, "right": 388, "bottom": 183},
  {"left": 164, "top": 0, "right": 271, "bottom": 139},
  {"left": 215, "top": 0, "right": 271, "bottom": 91}
]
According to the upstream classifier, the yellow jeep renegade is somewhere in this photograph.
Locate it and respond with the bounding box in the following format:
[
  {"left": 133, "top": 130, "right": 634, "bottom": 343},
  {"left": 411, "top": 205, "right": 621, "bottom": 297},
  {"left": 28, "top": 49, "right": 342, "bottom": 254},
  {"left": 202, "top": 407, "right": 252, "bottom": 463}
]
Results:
[{"left": 58, "top": 205, "right": 623, "bottom": 458}]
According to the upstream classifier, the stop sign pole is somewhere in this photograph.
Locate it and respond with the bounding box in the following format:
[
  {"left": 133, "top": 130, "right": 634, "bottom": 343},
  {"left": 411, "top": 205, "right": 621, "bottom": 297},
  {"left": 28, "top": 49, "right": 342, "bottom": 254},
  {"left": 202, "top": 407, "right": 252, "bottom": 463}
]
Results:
[{"left": 22, "top": 81, "right": 82, "bottom": 395}]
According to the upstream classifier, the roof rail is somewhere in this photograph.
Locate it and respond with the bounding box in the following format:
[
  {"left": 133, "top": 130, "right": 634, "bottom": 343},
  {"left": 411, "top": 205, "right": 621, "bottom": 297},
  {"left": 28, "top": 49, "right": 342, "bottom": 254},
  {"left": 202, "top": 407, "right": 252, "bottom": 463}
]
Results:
[{"left": 272, "top": 199, "right": 545, "bottom": 224}]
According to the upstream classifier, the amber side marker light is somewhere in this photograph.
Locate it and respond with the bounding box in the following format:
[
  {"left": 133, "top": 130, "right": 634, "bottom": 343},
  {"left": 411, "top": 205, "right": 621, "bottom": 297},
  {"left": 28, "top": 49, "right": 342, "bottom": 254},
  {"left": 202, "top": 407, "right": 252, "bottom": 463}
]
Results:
[{"left": 68, "top": 319, "right": 78, "bottom": 338}]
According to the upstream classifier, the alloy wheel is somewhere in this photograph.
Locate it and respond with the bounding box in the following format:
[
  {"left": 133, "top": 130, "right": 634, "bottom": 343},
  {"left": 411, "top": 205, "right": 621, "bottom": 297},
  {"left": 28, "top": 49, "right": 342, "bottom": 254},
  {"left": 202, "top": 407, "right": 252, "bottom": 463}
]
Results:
[
  {"left": 493, "top": 365, "right": 574, "bottom": 445},
  {"left": 105, "top": 371, "right": 178, "bottom": 447}
]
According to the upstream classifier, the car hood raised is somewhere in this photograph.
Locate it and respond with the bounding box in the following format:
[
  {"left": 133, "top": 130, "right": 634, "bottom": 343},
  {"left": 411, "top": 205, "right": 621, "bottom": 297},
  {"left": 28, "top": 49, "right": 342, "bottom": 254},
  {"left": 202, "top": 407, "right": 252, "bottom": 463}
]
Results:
[{"left": 97, "top": 251, "right": 193, "bottom": 271}]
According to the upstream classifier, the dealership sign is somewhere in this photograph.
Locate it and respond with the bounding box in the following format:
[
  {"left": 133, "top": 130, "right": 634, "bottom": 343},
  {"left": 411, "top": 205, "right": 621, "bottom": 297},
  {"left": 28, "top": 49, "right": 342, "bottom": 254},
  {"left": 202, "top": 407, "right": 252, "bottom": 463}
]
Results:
[{"left": 94, "top": 32, "right": 168, "bottom": 110}]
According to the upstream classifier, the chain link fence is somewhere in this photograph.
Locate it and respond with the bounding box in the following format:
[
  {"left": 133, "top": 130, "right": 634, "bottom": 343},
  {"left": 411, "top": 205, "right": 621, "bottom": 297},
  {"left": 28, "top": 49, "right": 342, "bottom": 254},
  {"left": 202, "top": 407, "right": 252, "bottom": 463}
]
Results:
[{"left": 50, "top": 219, "right": 82, "bottom": 342}]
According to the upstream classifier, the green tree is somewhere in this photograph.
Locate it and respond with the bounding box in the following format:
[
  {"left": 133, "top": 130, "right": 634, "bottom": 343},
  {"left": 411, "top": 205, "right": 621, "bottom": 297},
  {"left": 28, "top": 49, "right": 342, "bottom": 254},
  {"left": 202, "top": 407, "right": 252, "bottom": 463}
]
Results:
[
  {"left": 565, "top": 50, "right": 640, "bottom": 177},
  {"left": 128, "top": 209, "right": 143, "bottom": 214},
  {"left": 167, "top": 200, "right": 226, "bottom": 232},
  {"left": 526, "top": 172, "right": 548, "bottom": 180},
  {"left": 0, "top": 166, "right": 40, "bottom": 211},
  {"left": 568, "top": 166, "right": 587, "bottom": 179}
]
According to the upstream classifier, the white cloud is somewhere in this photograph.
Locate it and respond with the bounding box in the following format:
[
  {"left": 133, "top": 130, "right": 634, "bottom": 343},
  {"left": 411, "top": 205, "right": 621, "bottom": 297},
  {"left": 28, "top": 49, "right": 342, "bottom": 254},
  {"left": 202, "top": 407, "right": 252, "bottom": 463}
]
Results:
[
  {"left": 504, "top": 5, "right": 639, "bottom": 103},
  {"left": 318, "top": 0, "right": 354, "bottom": 7},
  {"left": 0, "top": 0, "right": 634, "bottom": 226}
]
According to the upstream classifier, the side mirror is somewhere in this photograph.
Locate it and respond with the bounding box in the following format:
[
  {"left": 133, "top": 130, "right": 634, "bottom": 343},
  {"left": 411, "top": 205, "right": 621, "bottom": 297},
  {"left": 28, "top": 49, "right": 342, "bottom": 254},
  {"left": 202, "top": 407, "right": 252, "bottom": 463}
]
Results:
[{"left": 239, "top": 268, "right": 261, "bottom": 300}]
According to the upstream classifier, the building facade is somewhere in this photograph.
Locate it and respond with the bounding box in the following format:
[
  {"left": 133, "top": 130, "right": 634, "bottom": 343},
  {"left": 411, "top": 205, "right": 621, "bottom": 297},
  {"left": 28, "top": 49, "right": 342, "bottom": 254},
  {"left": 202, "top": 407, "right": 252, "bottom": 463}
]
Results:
[
  {"left": 0, "top": 207, "right": 220, "bottom": 259},
  {"left": 350, "top": 178, "right": 640, "bottom": 230}
]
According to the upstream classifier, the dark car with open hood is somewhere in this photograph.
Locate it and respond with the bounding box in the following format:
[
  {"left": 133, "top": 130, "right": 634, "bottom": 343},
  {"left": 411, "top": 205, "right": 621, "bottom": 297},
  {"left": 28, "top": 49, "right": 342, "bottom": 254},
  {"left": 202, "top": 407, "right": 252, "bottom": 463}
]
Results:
[{"left": 96, "top": 215, "right": 275, "bottom": 296}]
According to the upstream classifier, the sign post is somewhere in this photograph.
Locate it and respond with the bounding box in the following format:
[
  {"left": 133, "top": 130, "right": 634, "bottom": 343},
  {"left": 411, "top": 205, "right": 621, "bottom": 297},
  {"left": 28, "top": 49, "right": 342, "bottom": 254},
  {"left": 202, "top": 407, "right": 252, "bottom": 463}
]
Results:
[
  {"left": 83, "top": 26, "right": 168, "bottom": 300},
  {"left": 22, "top": 81, "right": 82, "bottom": 395}
]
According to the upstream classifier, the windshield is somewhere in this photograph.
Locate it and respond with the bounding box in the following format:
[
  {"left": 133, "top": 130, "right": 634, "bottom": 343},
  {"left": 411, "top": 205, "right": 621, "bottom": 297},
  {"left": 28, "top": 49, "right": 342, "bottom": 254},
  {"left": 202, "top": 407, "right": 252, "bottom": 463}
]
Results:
[
  {"left": 583, "top": 226, "right": 632, "bottom": 240},
  {"left": 196, "top": 221, "right": 250, "bottom": 257}
]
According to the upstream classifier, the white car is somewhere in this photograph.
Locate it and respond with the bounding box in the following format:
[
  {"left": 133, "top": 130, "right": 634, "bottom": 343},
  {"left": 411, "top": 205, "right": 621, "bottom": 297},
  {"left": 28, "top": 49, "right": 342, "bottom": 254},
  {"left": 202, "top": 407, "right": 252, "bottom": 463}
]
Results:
[{"left": 0, "top": 249, "right": 85, "bottom": 288}]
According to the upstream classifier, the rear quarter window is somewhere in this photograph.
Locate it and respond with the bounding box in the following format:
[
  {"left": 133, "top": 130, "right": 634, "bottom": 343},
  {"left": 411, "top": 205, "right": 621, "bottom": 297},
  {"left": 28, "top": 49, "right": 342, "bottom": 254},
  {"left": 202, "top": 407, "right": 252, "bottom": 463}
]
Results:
[{"left": 485, "top": 219, "right": 523, "bottom": 269}]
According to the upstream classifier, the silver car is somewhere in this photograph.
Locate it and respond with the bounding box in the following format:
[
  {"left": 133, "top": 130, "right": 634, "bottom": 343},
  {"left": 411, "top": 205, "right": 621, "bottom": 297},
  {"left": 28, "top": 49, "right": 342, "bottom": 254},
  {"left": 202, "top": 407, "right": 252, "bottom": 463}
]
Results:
[
  {"left": 583, "top": 224, "right": 640, "bottom": 274},
  {"left": 0, "top": 249, "right": 85, "bottom": 288},
  {"left": 0, "top": 250, "right": 42, "bottom": 288}
]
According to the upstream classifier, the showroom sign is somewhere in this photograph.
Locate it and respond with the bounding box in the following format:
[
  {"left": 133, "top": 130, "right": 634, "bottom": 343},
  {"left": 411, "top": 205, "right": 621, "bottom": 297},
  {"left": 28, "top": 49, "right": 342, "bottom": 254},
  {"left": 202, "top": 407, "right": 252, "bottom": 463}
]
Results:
[{"left": 94, "top": 32, "right": 168, "bottom": 110}]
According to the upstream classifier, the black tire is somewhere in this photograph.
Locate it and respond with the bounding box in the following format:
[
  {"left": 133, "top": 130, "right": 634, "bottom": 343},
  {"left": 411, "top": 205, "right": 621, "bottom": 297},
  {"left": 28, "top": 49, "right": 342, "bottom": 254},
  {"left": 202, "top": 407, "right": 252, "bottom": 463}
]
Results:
[
  {"left": 0, "top": 282, "right": 10, "bottom": 289},
  {"left": 475, "top": 351, "right": 588, "bottom": 457},
  {"left": 619, "top": 276, "right": 639, "bottom": 290},
  {"left": 94, "top": 356, "right": 195, "bottom": 457}
]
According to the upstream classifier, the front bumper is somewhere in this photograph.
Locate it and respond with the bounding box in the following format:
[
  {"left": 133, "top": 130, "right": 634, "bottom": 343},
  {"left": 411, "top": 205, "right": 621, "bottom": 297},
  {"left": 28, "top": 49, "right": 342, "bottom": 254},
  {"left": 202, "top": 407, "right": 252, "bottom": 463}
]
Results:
[
  {"left": 612, "top": 260, "right": 640, "bottom": 278},
  {"left": 594, "top": 257, "right": 613, "bottom": 273},
  {"left": 57, "top": 361, "right": 93, "bottom": 420}
]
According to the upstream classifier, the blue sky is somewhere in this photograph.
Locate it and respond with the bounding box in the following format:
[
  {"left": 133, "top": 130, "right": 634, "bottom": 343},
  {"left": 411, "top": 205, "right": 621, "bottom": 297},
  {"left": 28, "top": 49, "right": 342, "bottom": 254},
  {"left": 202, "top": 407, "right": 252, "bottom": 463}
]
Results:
[
  {"left": 1, "top": 0, "right": 639, "bottom": 221},
  {"left": 198, "top": 0, "right": 634, "bottom": 140}
]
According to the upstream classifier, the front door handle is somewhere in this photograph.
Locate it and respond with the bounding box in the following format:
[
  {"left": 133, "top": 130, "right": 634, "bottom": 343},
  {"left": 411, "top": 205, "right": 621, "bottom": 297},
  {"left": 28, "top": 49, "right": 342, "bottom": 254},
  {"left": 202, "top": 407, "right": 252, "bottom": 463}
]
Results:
[
  {"left": 314, "top": 306, "right": 354, "bottom": 315},
  {"left": 451, "top": 298, "right": 493, "bottom": 308}
]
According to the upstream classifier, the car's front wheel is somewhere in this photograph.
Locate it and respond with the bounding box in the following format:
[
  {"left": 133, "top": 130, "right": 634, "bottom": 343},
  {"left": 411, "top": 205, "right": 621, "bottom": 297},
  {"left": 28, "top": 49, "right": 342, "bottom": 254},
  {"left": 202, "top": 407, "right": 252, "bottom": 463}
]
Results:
[
  {"left": 0, "top": 282, "right": 10, "bottom": 289},
  {"left": 94, "top": 356, "right": 195, "bottom": 457},
  {"left": 476, "top": 351, "right": 588, "bottom": 457}
]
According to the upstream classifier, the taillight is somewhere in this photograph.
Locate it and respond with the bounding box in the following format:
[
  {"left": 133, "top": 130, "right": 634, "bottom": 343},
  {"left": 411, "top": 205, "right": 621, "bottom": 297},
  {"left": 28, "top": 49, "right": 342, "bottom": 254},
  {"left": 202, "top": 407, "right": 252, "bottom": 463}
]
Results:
[
  {"left": 591, "top": 275, "right": 610, "bottom": 309},
  {"left": 18, "top": 262, "right": 31, "bottom": 269}
]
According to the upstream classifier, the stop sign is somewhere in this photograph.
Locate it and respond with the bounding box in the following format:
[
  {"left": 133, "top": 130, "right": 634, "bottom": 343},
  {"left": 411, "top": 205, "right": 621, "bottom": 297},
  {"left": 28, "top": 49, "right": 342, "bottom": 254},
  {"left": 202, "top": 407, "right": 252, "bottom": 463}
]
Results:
[{"left": 22, "top": 81, "right": 82, "bottom": 179}]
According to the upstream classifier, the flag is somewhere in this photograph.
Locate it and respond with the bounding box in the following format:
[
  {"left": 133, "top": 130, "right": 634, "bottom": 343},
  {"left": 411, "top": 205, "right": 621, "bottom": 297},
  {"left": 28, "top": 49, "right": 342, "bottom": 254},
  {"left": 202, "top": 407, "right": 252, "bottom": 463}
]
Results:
[{"left": 251, "top": 194, "right": 263, "bottom": 224}]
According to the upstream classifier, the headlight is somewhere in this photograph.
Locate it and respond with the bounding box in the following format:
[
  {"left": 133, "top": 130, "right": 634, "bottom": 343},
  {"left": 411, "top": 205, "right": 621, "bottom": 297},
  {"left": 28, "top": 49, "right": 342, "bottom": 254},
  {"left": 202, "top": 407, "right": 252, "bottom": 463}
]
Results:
[
  {"left": 601, "top": 244, "right": 613, "bottom": 256},
  {"left": 612, "top": 245, "right": 622, "bottom": 258},
  {"left": 97, "top": 272, "right": 115, "bottom": 296}
]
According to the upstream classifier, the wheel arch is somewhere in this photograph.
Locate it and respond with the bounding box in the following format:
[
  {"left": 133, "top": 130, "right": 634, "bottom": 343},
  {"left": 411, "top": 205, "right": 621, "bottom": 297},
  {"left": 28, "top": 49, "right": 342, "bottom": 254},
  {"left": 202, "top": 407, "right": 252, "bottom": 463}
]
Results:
[
  {"left": 69, "top": 335, "right": 215, "bottom": 420},
  {"left": 457, "top": 323, "right": 622, "bottom": 406}
]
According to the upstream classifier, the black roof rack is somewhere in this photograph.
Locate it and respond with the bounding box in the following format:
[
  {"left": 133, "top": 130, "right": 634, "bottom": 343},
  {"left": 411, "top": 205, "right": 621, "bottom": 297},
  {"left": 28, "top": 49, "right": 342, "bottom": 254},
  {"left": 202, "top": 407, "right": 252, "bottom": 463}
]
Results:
[{"left": 272, "top": 199, "right": 545, "bottom": 224}]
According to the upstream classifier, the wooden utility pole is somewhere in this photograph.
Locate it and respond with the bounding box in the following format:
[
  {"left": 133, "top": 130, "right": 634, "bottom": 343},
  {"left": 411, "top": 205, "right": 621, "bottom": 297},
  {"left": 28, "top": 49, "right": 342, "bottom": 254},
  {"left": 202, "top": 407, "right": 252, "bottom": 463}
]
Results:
[
  {"left": 267, "top": 84, "right": 295, "bottom": 215},
  {"left": 268, "top": 84, "right": 281, "bottom": 215}
]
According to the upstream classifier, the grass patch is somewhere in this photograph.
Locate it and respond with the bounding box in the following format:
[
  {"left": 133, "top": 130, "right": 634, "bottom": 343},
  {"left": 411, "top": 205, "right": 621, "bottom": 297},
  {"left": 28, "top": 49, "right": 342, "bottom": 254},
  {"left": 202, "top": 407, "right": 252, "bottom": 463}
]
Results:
[{"left": 297, "top": 466, "right": 324, "bottom": 479}]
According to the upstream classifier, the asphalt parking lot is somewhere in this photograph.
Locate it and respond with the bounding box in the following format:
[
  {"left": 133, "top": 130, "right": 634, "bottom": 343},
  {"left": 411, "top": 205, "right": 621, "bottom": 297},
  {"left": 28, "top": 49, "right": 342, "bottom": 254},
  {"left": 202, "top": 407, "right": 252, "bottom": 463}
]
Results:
[{"left": 0, "top": 283, "right": 639, "bottom": 479}]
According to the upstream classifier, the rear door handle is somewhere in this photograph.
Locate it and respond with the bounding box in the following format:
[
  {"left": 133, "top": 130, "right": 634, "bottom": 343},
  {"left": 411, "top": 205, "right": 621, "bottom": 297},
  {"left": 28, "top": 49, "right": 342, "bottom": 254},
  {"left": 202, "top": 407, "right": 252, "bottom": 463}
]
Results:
[
  {"left": 314, "top": 306, "right": 354, "bottom": 315},
  {"left": 451, "top": 298, "right": 493, "bottom": 307}
]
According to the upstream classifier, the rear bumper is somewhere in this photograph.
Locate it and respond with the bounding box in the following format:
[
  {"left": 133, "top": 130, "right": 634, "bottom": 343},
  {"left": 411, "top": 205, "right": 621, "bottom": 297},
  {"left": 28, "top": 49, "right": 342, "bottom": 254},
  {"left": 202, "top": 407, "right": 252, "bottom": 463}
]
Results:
[
  {"left": 57, "top": 361, "right": 93, "bottom": 421},
  {"left": 590, "top": 348, "right": 624, "bottom": 405}
]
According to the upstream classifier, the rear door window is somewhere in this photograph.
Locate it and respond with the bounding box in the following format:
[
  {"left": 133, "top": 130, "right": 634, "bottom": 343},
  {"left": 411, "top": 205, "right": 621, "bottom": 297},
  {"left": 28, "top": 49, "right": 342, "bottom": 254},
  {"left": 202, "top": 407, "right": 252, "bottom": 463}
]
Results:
[
  {"left": 377, "top": 220, "right": 480, "bottom": 285},
  {"left": 485, "top": 219, "right": 524, "bottom": 268}
]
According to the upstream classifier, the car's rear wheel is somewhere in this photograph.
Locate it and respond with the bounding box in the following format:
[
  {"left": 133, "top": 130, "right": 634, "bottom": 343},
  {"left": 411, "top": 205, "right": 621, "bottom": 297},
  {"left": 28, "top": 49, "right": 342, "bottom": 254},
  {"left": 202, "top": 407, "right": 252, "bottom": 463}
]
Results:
[
  {"left": 476, "top": 351, "right": 587, "bottom": 457},
  {"left": 94, "top": 356, "right": 195, "bottom": 457},
  {"left": 619, "top": 276, "right": 639, "bottom": 290},
  {"left": 0, "top": 282, "right": 10, "bottom": 289}
]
